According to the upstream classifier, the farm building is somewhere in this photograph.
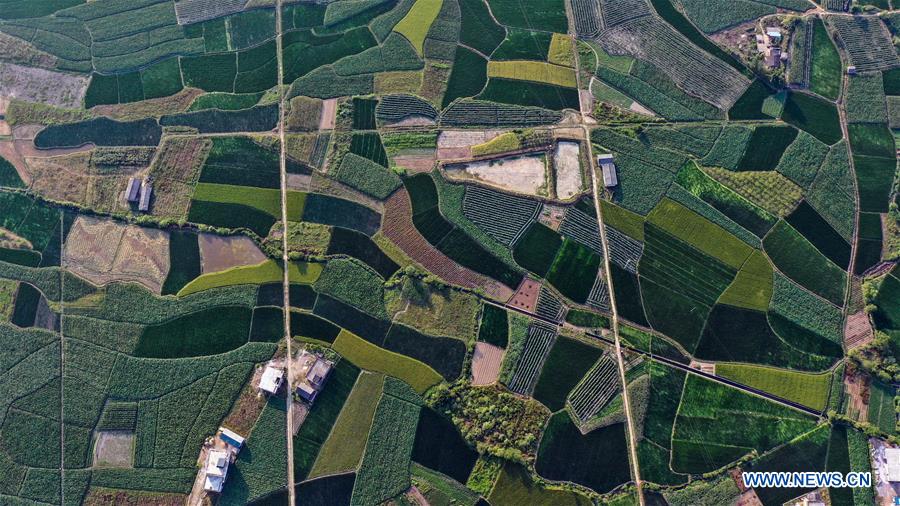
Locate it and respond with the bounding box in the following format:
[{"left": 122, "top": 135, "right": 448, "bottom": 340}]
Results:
[
  {"left": 765, "top": 27, "right": 782, "bottom": 43},
  {"left": 138, "top": 179, "right": 152, "bottom": 212},
  {"left": 597, "top": 154, "right": 617, "bottom": 187},
  {"left": 306, "top": 358, "right": 333, "bottom": 389},
  {"left": 848, "top": 66, "right": 858, "bottom": 76},
  {"left": 219, "top": 427, "right": 244, "bottom": 451},
  {"left": 203, "top": 450, "right": 231, "bottom": 493},
  {"left": 297, "top": 356, "right": 334, "bottom": 403},
  {"left": 125, "top": 178, "right": 140, "bottom": 203},
  {"left": 259, "top": 365, "right": 284, "bottom": 395},
  {"left": 886, "top": 448, "right": 900, "bottom": 482}
]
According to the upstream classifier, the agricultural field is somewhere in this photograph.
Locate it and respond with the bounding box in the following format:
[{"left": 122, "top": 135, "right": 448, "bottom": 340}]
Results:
[{"left": 0, "top": 0, "right": 891, "bottom": 503}]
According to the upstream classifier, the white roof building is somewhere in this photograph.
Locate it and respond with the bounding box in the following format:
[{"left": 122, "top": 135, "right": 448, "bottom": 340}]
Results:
[
  {"left": 597, "top": 154, "right": 617, "bottom": 187},
  {"left": 138, "top": 179, "right": 152, "bottom": 212},
  {"left": 886, "top": 448, "right": 900, "bottom": 482},
  {"left": 203, "top": 450, "right": 230, "bottom": 493},
  {"left": 125, "top": 178, "right": 140, "bottom": 202},
  {"left": 259, "top": 366, "right": 284, "bottom": 395}
]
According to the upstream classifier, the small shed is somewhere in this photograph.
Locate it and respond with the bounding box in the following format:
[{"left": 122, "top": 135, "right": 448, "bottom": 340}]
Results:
[
  {"left": 219, "top": 427, "right": 245, "bottom": 451},
  {"left": 765, "top": 47, "right": 782, "bottom": 68},
  {"left": 847, "top": 65, "right": 857, "bottom": 76},
  {"left": 597, "top": 154, "right": 617, "bottom": 187},
  {"left": 306, "top": 359, "right": 333, "bottom": 390},
  {"left": 259, "top": 366, "right": 284, "bottom": 395},
  {"left": 886, "top": 448, "right": 900, "bottom": 482},
  {"left": 765, "top": 27, "right": 782, "bottom": 43},
  {"left": 125, "top": 178, "right": 141, "bottom": 202},
  {"left": 138, "top": 179, "right": 152, "bottom": 212},
  {"left": 203, "top": 450, "right": 230, "bottom": 493},
  {"left": 297, "top": 382, "right": 318, "bottom": 403}
]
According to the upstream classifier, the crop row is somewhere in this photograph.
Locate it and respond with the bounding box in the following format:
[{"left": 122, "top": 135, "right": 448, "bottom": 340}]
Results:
[
  {"left": 535, "top": 288, "right": 564, "bottom": 322},
  {"left": 440, "top": 99, "right": 563, "bottom": 127},
  {"left": 568, "top": 354, "right": 620, "bottom": 423},
  {"left": 587, "top": 274, "right": 611, "bottom": 311},
  {"left": 830, "top": 16, "right": 899, "bottom": 72},
  {"left": 600, "top": 15, "right": 750, "bottom": 110},
  {"left": 558, "top": 206, "right": 603, "bottom": 254},
  {"left": 600, "top": 0, "right": 652, "bottom": 28},
  {"left": 462, "top": 185, "right": 540, "bottom": 246},
  {"left": 571, "top": 0, "right": 603, "bottom": 36},
  {"left": 606, "top": 225, "right": 643, "bottom": 274},
  {"left": 375, "top": 94, "right": 438, "bottom": 123},
  {"left": 508, "top": 322, "right": 557, "bottom": 395}
]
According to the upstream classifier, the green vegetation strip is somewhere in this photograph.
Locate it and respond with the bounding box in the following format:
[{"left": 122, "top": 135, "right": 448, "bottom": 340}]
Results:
[
  {"left": 332, "top": 330, "right": 442, "bottom": 393},
  {"left": 178, "top": 260, "right": 323, "bottom": 297}
]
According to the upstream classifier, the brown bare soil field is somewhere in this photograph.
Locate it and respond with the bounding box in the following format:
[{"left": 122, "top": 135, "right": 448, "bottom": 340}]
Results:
[
  {"left": 91, "top": 88, "right": 202, "bottom": 120},
  {"left": 0, "top": 32, "right": 57, "bottom": 70},
  {"left": 222, "top": 366, "right": 269, "bottom": 436},
  {"left": 509, "top": 278, "right": 540, "bottom": 313},
  {"left": 199, "top": 234, "right": 267, "bottom": 274},
  {"left": 24, "top": 154, "right": 91, "bottom": 204},
  {"left": 65, "top": 216, "right": 170, "bottom": 293},
  {"left": 93, "top": 431, "right": 134, "bottom": 468},
  {"left": 437, "top": 130, "right": 504, "bottom": 160},
  {"left": 148, "top": 137, "right": 210, "bottom": 219},
  {"left": 386, "top": 115, "right": 436, "bottom": 128},
  {"left": 392, "top": 154, "right": 436, "bottom": 173},
  {"left": 471, "top": 342, "right": 504, "bottom": 385},
  {"left": 83, "top": 488, "right": 185, "bottom": 506},
  {"left": 0, "top": 63, "right": 88, "bottom": 109},
  {"left": 33, "top": 295, "right": 58, "bottom": 331},
  {"left": 309, "top": 172, "right": 384, "bottom": 212},
  {"left": 845, "top": 311, "right": 874, "bottom": 350},
  {"left": 845, "top": 367, "right": 870, "bottom": 422},
  {"left": 383, "top": 189, "right": 509, "bottom": 298},
  {"left": 319, "top": 98, "right": 337, "bottom": 131}
]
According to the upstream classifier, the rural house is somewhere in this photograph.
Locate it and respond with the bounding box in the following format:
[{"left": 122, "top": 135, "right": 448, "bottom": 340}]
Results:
[
  {"left": 203, "top": 449, "right": 231, "bottom": 493},
  {"left": 259, "top": 365, "right": 284, "bottom": 395},
  {"left": 125, "top": 178, "right": 140, "bottom": 203},
  {"left": 138, "top": 178, "right": 152, "bottom": 212},
  {"left": 886, "top": 448, "right": 900, "bottom": 482},
  {"left": 297, "top": 356, "right": 334, "bottom": 403},
  {"left": 597, "top": 154, "right": 618, "bottom": 187},
  {"left": 219, "top": 427, "right": 245, "bottom": 451}
]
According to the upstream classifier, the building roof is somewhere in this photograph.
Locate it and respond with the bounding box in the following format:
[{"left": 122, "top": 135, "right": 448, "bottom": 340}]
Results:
[
  {"left": 203, "top": 449, "right": 230, "bottom": 492},
  {"left": 138, "top": 180, "right": 152, "bottom": 212},
  {"left": 306, "top": 359, "right": 332, "bottom": 388},
  {"left": 599, "top": 156, "right": 617, "bottom": 187},
  {"left": 259, "top": 366, "right": 284, "bottom": 394},
  {"left": 219, "top": 427, "right": 245, "bottom": 449},
  {"left": 297, "top": 382, "right": 318, "bottom": 402},
  {"left": 125, "top": 178, "right": 140, "bottom": 202},
  {"left": 886, "top": 448, "right": 900, "bottom": 482}
]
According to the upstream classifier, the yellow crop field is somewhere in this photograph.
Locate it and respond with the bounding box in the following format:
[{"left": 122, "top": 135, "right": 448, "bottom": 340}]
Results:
[
  {"left": 394, "top": 0, "right": 444, "bottom": 56},
  {"left": 177, "top": 259, "right": 322, "bottom": 296},
  {"left": 487, "top": 61, "right": 577, "bottom": 88},
  {"left": 548, "top": 33, "right": 575, "bottom": 67}
]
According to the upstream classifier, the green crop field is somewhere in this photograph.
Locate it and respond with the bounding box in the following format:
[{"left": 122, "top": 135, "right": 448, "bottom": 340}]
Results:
[
  {"left": 763, "top": 220, "right": 846, "bottom": 305},
  {"left": 716, "top": 364, "right": 831, "bottom": 411},
  {"left": 809, "top": 18, "right": 842, "bottom": 100},
  {"left": 332, "top": 330, "right": 442, "bottom": 393}
]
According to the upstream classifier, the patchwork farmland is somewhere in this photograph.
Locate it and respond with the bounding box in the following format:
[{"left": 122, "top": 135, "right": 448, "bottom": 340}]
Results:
[{"left": 0, "top": 0, "right": 896, "bottom": 504}]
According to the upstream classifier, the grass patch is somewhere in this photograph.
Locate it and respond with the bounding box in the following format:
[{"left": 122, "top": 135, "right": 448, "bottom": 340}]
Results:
[
  {"left": 178, "top": 260, "right": 322, "bottom": 297},
  {"left": 332, "top": 330, "right": 442, "bottom": 393},
  {"left": 532, "top": 336, "right": 604, "bottom": 411},
  {"left": 647, "top": 197, "right": 754, "bottom": 269},
  {"left": 718, "top": 250, "right": 773, "bottom": 311},
  {"left": 309, "top": 372, "right": 384, "bottom": 478},
  {"left": 716, "top": 363, "right": 831, "bottom": 411},
  {"left": 545, "top": 239, "right": 603, "bottom": 304},
  {"left": 513, "top": 222, "right": 562, "bottom": 276},
  {"left": 809, "top": 18, "right": 842, "bottom": 100},
  {"left": 393, "top": 0, "right": 443, "bottom": 55},
  {"left": 763, "top": 220, "right": 846, "bottom": 305}
]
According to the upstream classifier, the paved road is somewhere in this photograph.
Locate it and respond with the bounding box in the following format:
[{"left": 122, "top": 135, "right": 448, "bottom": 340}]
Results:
[{"left": 492, "top": 298, "right": 824, "bottom": 418}]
